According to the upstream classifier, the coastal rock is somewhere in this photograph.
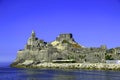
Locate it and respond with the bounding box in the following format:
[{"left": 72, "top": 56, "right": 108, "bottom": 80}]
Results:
[
  {"left": 11, "top": 30, "right": 120, "bottom": 69},
  {"left": 51, "top": 33, "right": 82, "bottom": 50}
]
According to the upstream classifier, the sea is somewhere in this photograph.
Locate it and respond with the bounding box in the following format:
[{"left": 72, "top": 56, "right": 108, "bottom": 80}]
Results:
[{"left": 0, "top": 62, "right": 120, "bottom": 80}]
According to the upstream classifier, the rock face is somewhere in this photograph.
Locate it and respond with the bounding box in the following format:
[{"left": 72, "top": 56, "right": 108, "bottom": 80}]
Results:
[
  {"left": 14, "top": 31, "right": 85, "bottom": 64},
  {"left": 11, "top": 30, "right": 120, "bottom": 67}
]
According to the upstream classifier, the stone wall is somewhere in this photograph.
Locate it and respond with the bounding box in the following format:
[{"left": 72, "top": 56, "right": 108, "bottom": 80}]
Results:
[{"left": 13, "top": 31, "right": 120, "bottom": 65}]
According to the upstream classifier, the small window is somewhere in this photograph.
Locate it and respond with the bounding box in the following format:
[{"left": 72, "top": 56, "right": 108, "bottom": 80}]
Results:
[{"left": 57, "top": 58, "right": 63, "bottom": 60}]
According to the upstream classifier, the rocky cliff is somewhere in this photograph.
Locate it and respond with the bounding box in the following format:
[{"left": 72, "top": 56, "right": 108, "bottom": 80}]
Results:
[{"left": 11, "top": 31, "right": 120, "bottom": 68}]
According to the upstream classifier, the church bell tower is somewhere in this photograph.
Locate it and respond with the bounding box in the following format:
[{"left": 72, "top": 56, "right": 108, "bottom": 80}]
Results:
[{"left": 27, "top": 30, "right": 36, "bottom": 45}]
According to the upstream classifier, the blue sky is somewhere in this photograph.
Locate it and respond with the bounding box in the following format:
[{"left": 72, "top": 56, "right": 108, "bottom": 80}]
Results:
[{"left": 0, "top": 0, "right": 120, "bottom": 62}]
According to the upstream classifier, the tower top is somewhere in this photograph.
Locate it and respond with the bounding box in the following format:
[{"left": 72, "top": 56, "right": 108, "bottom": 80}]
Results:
[
  {"left": 32, "top": 30, "right": 35, "bottom": 34},
  {"left": 31, "top": 30, "right": 36, "bottom": 38}
]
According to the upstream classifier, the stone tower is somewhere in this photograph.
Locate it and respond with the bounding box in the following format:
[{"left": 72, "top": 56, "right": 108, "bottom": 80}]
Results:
[
  {"left": 27, "top": 30, "right": 36, "bottom": 45},
  {"left": 56, "top": 33, "right": 74, "bottom": 42},
  {"left": 31, "top": 30, "right": 36, "bottom": 38}
]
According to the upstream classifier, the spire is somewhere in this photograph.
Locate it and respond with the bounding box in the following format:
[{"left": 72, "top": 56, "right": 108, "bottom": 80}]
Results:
[
  {"left": 32, "top": 30, "right": 35, "bottom": 34},
  {"left": 31, "top": 30, "right": 36, "bottom": 38}
]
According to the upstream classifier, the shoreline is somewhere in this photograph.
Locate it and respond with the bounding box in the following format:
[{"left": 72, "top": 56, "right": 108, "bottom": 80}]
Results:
[{"left": 11, "top": 63, "right": 120, "bottom": 70}]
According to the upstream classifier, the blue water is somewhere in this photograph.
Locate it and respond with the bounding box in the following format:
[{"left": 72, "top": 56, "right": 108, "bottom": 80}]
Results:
[{"left": 1, "top": 63, "right": 120, "bottom": 80}]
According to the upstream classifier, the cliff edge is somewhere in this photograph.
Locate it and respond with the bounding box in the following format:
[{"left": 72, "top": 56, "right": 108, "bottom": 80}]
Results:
[{"left": 11, "top": 31, "right": 120, "bottom": 69}]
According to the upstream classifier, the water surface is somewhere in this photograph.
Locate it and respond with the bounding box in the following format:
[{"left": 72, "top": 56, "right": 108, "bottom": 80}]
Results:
[{"left": 0, "top": 62, "right": 120, "bottom": 80}]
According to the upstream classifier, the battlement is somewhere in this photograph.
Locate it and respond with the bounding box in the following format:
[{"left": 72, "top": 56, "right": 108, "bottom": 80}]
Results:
[
  {"left": 59, "top": 33, "right": 73, "bottom": 38},
  {"left": 56, "top": 33, "right": 73, "bottom": 41}
]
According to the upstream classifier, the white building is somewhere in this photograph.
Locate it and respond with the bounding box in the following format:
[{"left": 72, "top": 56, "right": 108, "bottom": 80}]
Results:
[{"left": 106, "top": 60, "right": 120, "bottom": 64}]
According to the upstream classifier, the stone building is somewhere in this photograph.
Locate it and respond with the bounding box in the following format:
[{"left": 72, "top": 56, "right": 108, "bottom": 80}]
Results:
[{"left": 14, "top": 31, "right": 120, "bottom": 64}]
